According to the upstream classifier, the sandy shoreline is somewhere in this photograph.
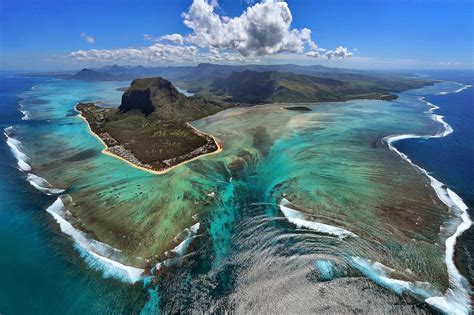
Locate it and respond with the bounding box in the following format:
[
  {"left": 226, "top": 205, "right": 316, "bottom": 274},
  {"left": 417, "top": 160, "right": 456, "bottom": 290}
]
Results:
[{"left": 75, "top": 107, "right": 222, "bottom": 176}]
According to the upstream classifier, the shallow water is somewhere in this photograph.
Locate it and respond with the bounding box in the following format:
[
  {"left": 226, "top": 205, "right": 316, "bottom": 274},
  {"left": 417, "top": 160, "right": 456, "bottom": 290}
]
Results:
[{"left": 1, "top": 73, "right": 471, "bottom": 314}]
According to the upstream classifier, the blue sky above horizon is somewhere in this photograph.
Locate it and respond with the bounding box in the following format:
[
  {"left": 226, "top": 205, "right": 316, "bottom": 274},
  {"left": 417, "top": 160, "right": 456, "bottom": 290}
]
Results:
[{"left": 1, "top": 0, "right": 473, "bottom": 71}]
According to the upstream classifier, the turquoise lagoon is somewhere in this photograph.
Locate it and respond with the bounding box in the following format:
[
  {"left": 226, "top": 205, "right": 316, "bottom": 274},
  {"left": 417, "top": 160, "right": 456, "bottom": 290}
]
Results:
[{"left": 1, "top": 76, "right": 471, "bottom": 313}]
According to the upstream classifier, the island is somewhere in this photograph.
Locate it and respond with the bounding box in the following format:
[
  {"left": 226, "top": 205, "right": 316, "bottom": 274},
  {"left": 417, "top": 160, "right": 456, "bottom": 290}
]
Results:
[{"left": 77, "top": 77, "right": 230, "bottom": 173}]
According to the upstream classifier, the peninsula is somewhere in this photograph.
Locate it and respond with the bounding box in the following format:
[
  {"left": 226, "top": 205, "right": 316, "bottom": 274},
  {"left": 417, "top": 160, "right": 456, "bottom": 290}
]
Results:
[
  {"left": 76, "top": 67, "right": 436, "bottom": 174},
  {"left": 77, "top": 77, "right": 230, "bottom": 173}
]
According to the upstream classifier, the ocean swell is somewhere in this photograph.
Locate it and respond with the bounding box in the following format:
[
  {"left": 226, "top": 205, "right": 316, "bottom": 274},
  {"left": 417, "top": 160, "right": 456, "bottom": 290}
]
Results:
[{"left": 383, "top": 85, "right": 472, "bottom": 314}]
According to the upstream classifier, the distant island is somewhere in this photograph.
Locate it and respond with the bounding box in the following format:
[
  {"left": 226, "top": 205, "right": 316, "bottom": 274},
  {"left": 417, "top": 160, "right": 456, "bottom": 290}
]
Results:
[
  {"left": 77, "top": 77, "right": 230, "bottom": 173},
  {"left": 207, "top": 70, "right": 401, "bottom": 104}
]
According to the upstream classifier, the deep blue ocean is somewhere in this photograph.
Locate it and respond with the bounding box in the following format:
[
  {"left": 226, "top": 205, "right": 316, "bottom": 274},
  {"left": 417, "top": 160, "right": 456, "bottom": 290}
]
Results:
[{"left": 0, "top": 70, "right": 472, "bottom": 313}]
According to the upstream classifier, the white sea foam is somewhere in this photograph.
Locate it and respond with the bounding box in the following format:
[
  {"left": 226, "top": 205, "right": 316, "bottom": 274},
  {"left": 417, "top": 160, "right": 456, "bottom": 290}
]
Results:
[
  {"left": 351, "top": 257, "right": 437, "bottom": 298},
  {"left": 4, "top": 126, "right": 32, "bottom": 171},
  {"left": 155, "top": 222, "right": 201, "bottom": 271},
  {"left": 436, "top": 84, "right": 472, "bottom": 95},
  {"left": 170, "top": 222, "right": 201, "bottom": 256},
  {"left": 18, "top": 101, "right": 31, "bottom": 120},
  {"left": 454, "top": 84, "right": 472, "bottom": 93},
  {"left": 26, "top": 173, "right": 65, "bottom": 195},
  {"left": 171, "top": 236, "right": 198, "bottom": 256},
  {"left": 279, "top": 198, "right": 357, "bottom": 239},
  {"left": 383, "top": 95, "right": 472, "bottom": 314},
  {"left": 20, "top": 110, "right": 30, "bottom": 120},
  {"left": 46, "top": 196, "right": 144, "bottom": 283}
]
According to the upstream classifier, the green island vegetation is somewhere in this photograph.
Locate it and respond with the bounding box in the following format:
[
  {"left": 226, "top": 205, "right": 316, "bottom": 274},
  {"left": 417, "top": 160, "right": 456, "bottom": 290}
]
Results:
[{"left": 77, "top": 77, "right": 230, "bottom": 172}]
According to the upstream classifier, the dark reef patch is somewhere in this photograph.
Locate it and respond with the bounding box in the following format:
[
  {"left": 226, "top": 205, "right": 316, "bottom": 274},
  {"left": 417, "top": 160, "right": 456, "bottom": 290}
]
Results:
[
  {"left": 63, "top": 148, "right": 100, "bottom": 162},
  {"left": 284, "top": 106, "right": 312, "bottom": 112}
]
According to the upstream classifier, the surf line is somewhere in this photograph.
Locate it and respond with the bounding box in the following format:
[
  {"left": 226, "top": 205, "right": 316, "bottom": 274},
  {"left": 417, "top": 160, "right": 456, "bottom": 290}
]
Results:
[
  {"left": 279, "top": 198, "right": 358, "bottom": 239},
  {"left": 46, "top": 195, "right": 145, "bottom": 283},
  {"left": 383, "top": 87, "right": 472, "bottom": 314},
  {"left": 3, "top": 126, "right": 145, "bottom": 284},
  {"left": 436, "top": 83, "right": 472, "bottom": 95}
]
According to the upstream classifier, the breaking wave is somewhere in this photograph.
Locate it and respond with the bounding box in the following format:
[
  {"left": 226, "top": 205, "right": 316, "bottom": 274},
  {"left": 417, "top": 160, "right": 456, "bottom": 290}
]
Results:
[
  {"left": 279, "top": 198, "right": 357, "bottom": 239},
  {"left": 19, "top": 101, "right": 30, "bottom": 120},
  {"left": 4, "top": 126, "right": 145, "bottom": 284},
  {"left": 156, "top": 222, "right": 201, "bottom": 271},
  {"left": 436, "top": 83, "right": 472, "bottom": 95},
  {"left": 4, "top": 126, "right": 32, "bottom": 171},
  {"left": 26, "top": 174, "right": 65, "bottom": 195}
]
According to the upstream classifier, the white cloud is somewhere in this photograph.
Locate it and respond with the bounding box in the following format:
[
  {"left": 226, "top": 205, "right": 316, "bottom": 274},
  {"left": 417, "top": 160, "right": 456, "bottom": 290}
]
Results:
[
  {"left": 69, "top": 42, "right": 248, "bottom": 64},
  {"left": 325, "top": 46, "right": 353, "bottom": 59},
  {"left": 306, "top": 46, "right": 352, "bottom": 60},
  {"left": 70, "top": 43, "right": 199, "bottom": 63},
  {"left": 159, "top": 33, "right": 184, "bottom": 45},
  {"left": 305, "top": 51, "right": 320, "bottom": 58},
  {"left": 70, "top": 0, "right": 353, "bottom": 63},
  {"left": 80, "top": 32, "right": 95, "bottom": 44},
  {"left": 182, "top": 0, "right": 316, "bottom": 56}
]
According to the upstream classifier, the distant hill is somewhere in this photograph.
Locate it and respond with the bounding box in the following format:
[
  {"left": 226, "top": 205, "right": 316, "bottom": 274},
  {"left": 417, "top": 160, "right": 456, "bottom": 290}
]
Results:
[
  {"left": 207, "top": 70, "right": 430, "bottom": 103},
  {"left": 210, "top": 70, "right": 354, "bottom": 103},
  {"left": 72, "top": 68, "right": 127, "bottom": 81},
  {"left": 47, "top": 64, "right": 435, "bottom": 103},
  {"left": 66, "top": 63, "right": 429, "bottom": 85}
]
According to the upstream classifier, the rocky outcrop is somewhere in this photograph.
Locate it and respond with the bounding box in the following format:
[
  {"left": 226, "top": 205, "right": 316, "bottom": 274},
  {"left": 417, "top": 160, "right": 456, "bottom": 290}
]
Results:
[{"left": 119, "top": 77, "right": 183, "bottom": 116}]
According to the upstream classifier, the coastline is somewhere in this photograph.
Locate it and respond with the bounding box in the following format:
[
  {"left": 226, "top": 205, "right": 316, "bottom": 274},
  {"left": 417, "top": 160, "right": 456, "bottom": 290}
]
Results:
[
  {"left": 75, "top": 106, "right": 223, "bottom": 176},
  {"left": 383, "top": 84, "right": 472, "bottom": 314}
]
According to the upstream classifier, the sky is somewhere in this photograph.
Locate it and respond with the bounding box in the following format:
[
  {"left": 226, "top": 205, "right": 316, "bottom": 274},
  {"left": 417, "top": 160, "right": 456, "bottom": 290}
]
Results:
[{"left": 0, "top": 0, "right": 473, "bottom": 71}]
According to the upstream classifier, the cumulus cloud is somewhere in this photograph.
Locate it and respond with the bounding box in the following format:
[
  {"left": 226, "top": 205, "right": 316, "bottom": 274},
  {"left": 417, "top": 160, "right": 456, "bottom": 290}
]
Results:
[
  {"left": 80, "top": 32, "right": 95, "bottom": 44},
  {"left": 159, "top": 33, "right": 184, "bottom": 45},
  {"left": 69, "top": 42, "right": 248, "bottom": 64},
  {"left": 306, "top": 51, "right": 320, "bottom": 58},
  {"left": 325, "top": 46, "right": 353, "bottom": 59},
  {"left": 182, "top": 0, "right": 316, "bottom": 56},
  {"left": 70, "top": 0, "right": 353, "bottom": 63},
  {"left": 70, "top": 43, "right": 199, "bottom": 63}
]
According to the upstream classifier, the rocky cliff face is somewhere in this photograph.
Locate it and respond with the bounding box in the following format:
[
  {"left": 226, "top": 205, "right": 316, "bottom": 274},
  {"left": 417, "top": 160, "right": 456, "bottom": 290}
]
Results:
[
  {"left": 119, "top": 77, "right": 184, "bottom": 116},
  {"left": 118, "top": 77, "right": 229, "bottom": 122}
]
